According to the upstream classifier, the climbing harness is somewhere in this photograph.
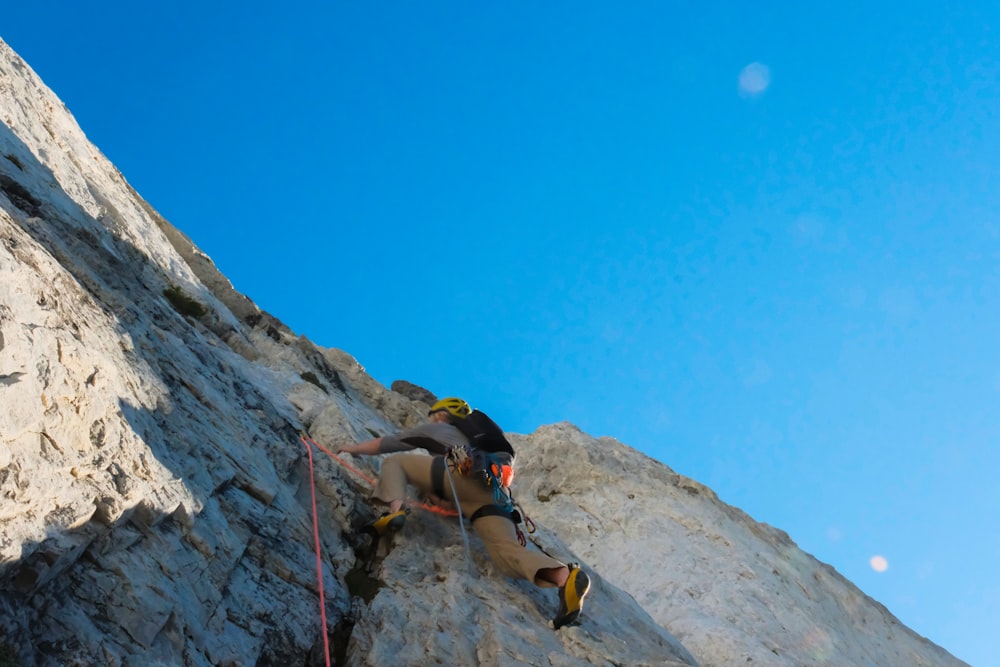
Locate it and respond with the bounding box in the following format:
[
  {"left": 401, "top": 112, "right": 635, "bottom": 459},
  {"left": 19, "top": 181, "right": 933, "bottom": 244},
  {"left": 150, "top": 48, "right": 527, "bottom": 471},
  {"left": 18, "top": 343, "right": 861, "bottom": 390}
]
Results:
[{"left": 450, "top": 446, "right": 537, "bottom": 547}]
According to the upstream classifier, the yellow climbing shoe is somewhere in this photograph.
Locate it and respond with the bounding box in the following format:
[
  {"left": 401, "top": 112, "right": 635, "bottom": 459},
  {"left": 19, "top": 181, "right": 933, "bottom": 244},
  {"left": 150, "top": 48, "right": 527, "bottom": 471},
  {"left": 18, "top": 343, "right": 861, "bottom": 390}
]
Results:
[
  {"left": 363, "top": 508, "right": 409, "bottom": 536},
  {"left": 553, "top": 563, "right": 590, "bottom": 629}
]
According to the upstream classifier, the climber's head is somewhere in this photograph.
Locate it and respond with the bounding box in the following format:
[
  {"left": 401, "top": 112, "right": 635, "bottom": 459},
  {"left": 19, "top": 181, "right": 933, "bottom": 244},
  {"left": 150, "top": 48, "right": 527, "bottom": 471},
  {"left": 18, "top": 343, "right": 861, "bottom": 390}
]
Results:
[{"left": 428, "top": 397, "right": 471, "bottom": 422}]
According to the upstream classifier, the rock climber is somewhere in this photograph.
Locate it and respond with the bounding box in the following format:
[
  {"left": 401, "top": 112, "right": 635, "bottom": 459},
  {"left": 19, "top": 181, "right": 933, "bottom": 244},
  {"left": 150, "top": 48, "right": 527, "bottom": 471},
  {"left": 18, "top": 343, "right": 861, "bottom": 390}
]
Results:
[{"left": 337, "top": 396, "right": 591, "bottom": 629}]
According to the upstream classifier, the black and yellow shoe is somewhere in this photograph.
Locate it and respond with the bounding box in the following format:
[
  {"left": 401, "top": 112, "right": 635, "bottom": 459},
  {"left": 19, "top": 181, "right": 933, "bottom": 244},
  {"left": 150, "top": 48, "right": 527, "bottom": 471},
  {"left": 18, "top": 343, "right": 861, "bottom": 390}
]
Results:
[
  {"left": 553, "top": 563, "right": 590, "bottom": 629},
  {"left": 362, "top": 508, "right": 409, "bottom": 537}
]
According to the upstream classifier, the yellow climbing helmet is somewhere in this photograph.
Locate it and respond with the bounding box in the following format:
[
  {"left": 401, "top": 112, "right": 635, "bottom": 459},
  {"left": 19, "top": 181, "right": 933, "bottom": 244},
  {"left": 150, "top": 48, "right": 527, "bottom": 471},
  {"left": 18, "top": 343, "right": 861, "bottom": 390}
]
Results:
[{"left": 428, "top": 397, "right": 471, "bottom": 419}]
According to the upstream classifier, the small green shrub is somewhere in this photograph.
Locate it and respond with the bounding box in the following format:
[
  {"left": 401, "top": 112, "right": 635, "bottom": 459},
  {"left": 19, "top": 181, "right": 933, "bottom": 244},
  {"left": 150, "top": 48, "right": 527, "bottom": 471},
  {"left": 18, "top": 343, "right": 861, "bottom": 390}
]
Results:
[{"left": 163, "top": 285, "right": 207, "bottom": 319}]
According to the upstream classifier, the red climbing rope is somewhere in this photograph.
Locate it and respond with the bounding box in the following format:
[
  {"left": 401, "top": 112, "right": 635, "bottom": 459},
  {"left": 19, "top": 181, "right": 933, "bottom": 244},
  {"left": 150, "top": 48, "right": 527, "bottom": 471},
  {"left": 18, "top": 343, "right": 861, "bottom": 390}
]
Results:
[
  {"left": 298, "top": 431, "right": 477, "bottom": 663},
  {"left": 300, "top": 433, "right": 378, "bottom": 486},
  {"left": 301, "top": 437, "right": 331, "bottom": 667}
]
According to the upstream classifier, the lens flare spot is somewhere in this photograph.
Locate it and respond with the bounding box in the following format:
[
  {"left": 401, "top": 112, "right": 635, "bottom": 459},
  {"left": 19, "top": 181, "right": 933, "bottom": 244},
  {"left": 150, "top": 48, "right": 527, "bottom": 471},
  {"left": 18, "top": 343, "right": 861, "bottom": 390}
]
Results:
[
  {"left": 738, "top": 62, "right": 771, "bottom": 96},
  {"left": 802, "top": 626, "right": 835, "bottom": 661},
  {"left": 870, "top": 555, "right": 889, "bottom": 573}
]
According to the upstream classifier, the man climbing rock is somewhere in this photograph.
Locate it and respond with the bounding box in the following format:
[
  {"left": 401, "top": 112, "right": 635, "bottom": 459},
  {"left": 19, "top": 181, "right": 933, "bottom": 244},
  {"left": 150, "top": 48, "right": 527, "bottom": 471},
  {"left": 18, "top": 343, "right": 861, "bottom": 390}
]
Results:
[{"left": 337, "top": 397, "right": 591, "bottom": 629}]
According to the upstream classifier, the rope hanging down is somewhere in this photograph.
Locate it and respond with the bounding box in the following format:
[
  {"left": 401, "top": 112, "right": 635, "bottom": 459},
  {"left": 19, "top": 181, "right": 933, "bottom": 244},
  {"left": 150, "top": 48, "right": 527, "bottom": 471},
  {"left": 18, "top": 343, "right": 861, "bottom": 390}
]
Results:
[
  {"left": 443, "top": 460, "right": 475, "bottom": 576},
  {"left": 298, "top": 432, "right": 465, "bottom": 661},
  {"left": 300, "top": 436, "right": 332, "bottom": 667}
]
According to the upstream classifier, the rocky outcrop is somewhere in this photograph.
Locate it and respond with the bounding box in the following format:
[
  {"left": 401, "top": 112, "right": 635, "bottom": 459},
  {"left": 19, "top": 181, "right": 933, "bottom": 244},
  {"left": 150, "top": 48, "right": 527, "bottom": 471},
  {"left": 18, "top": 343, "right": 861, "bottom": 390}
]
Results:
[
  {"left": 515, "top": 423, "right": 966, "bottom": 667},
  {"left": 0, "top": 36, "right": 969, "bottom": 667},
  {"left": 389, "top": 379, "right": 437, "bottom": 406}
]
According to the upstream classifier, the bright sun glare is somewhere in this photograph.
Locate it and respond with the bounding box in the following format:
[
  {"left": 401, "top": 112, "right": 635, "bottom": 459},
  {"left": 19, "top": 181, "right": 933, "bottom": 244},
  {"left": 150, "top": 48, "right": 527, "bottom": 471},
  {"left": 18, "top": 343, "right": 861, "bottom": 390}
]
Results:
[{"left": 869, "top": 555, "right": 889, "bottom": 573}]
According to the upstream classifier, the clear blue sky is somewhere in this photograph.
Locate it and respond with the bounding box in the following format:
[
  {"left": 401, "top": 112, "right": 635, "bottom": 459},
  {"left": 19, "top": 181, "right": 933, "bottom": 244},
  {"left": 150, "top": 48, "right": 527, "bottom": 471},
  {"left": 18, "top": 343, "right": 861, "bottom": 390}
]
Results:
[{"left": 5, "top": 3, "right": 998, "bottom": 664}]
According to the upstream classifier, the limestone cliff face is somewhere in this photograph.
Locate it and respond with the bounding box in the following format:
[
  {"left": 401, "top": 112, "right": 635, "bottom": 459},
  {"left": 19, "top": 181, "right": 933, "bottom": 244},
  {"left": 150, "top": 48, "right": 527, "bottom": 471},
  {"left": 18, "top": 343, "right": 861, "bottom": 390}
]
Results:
[
  {"left": 515, "top": 425, "right": 967, "bottom": 667},
  {"left": 0, "top": 37, "right": 968, "bottom": 667}
]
